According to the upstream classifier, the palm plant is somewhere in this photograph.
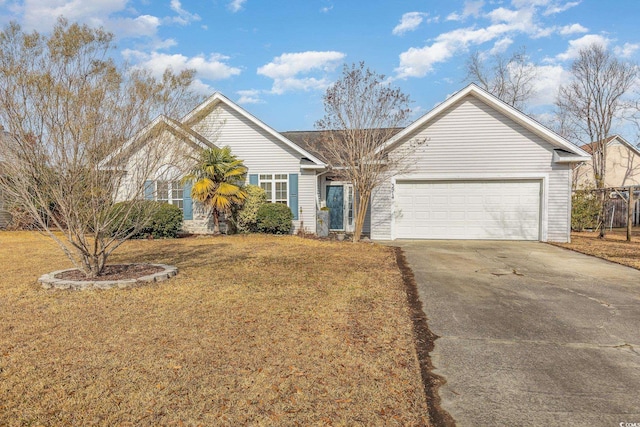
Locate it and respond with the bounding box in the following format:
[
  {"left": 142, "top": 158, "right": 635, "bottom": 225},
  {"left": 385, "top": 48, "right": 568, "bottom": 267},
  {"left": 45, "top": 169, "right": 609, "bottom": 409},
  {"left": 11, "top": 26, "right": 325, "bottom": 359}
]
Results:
[{"left": 183, "top": 146, "right": 248, "bottom": 234}]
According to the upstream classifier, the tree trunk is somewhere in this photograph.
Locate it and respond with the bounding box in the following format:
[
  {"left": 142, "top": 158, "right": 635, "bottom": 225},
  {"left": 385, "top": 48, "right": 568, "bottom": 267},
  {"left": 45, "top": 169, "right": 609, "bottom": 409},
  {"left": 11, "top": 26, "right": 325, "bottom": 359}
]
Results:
[
  {"left": 81, "top": 253, "right": 108, "bottom": 279},
  {"left": 599, "top": 190, "right": 607, "bottom": 239},
  {"left": 352, "top": 190, "right": 370, "bottom": 242},
  {"left": 212, "top": 209, "right": 220, "bottom": 234}
]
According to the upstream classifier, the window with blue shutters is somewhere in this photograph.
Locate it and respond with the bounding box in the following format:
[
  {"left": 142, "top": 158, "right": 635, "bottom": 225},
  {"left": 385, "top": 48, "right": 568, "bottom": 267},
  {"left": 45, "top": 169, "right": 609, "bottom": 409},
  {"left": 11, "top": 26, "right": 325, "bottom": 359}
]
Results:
[{"left": 251, "top": 173, "right": 299, "bottom": 220}]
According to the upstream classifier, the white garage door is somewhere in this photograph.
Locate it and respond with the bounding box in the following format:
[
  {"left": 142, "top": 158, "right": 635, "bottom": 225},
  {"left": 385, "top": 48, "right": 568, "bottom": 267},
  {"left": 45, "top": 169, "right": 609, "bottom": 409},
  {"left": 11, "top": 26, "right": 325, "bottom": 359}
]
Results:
[{"left": 395, "top": 180, "right": 541, "bottom": 240}]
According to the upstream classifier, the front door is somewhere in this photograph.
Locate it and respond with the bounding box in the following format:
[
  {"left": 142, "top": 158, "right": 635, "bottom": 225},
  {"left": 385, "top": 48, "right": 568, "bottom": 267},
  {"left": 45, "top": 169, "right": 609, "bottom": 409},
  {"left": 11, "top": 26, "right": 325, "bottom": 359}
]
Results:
[{"left": 326, "top": 185, "right": 344, "bottom": 230}]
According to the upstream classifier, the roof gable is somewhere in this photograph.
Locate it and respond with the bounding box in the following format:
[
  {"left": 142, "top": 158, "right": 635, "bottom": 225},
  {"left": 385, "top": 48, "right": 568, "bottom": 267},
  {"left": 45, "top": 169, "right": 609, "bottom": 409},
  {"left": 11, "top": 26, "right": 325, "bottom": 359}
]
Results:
[
  {"left": 100, "top": 115, "right": 215, "bottom": 168},
  {"left": 182, "top": 93, "right": 326, "bottom": 167},
  {"left": 580, "top": 135, "right": 640, "bottom": 157},
  {"left": 380, "top": 84, "right": 590, "bottom": 161}
]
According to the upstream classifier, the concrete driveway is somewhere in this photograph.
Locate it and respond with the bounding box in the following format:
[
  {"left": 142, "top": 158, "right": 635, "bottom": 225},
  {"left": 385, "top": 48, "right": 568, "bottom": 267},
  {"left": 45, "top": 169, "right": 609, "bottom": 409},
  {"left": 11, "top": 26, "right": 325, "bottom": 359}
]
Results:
[{"left": 397, "top": 240, "right": 640, "bottom": 427}]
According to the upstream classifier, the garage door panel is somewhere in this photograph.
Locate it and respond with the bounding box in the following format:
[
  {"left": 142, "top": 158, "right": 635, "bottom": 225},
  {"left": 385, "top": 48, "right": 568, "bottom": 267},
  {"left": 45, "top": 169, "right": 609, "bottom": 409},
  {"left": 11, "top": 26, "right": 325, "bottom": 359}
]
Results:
[{"left": 395, "top": 180, "right": 540, "bottom": 240}]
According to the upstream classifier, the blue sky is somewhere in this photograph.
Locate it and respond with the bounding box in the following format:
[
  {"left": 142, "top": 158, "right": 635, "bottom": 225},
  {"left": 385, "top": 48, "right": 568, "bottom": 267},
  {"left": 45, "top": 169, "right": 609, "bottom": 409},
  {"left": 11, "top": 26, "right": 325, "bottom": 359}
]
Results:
[{"left": 1, "top": 0, "right": 639, "bottom": 132}]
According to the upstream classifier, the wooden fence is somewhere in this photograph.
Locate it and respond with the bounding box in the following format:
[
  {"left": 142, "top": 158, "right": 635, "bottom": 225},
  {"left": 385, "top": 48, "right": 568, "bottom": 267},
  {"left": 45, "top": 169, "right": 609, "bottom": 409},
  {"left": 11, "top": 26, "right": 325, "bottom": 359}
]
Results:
[{"left": 604, "top": 198, "right": 640, "bottom": 228}]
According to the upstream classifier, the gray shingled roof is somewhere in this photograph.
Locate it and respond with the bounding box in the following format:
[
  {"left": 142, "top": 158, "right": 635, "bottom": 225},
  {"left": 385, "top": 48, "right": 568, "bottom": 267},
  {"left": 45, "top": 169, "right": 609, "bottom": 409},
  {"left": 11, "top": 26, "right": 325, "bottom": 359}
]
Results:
[{"left": 281, "top": 128, "right": 404, "bottom": 164}]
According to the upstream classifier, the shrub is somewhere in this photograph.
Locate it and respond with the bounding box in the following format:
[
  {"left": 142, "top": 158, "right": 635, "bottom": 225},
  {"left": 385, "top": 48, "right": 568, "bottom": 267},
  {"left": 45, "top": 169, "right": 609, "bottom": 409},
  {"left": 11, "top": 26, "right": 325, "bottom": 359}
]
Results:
[
  {"left": 256, "top": 203, "right": 293, "bottom": 234},
  {"left": 236, "top": 185, "right": 267, "bottom": 233},
  {"left": 110, "top": 201, "right": 183, "bottom": 239},
  {"left": 572, "top": 189, "right": 601, "bottom": 231}
]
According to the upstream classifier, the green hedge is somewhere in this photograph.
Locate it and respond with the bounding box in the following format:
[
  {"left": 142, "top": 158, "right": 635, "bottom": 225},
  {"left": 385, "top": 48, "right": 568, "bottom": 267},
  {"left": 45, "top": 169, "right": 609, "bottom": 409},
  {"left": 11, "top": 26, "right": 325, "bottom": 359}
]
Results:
[
  {"left": 256, "top": 203, "right": 293, "bottom": 234},
  {"left": 110, "top": 201, "right": 183, "bottom": 239}
]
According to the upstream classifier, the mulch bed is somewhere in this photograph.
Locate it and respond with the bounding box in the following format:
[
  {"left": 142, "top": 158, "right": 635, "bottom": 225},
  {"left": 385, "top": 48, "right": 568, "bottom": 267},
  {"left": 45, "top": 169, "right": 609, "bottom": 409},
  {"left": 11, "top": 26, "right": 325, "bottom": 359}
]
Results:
[{"left": 55, "top": 264, "right": 164, "bottom": 281}]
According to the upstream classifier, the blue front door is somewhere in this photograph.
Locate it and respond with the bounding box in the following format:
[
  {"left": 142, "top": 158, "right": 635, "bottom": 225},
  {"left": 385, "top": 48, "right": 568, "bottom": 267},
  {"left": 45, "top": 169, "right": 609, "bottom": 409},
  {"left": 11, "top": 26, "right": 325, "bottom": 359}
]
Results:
[{"left": 326, "top": 185, "right": 344, "bottom": 230}]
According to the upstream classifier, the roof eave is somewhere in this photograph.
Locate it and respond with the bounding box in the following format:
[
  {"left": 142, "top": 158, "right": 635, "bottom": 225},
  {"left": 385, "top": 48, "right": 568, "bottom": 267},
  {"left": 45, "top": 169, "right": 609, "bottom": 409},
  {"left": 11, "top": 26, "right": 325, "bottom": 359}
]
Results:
[{"left": 553, "top": 150, "right": 591, "bottom": 163}]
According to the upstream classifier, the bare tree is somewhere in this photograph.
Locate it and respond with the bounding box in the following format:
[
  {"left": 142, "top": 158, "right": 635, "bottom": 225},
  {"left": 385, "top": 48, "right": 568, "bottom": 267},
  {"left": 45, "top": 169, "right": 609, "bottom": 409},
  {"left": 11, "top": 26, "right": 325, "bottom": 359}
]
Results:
[
  {"left": 315, "top": 62, "right": 413, "bottom": 242},
  {"left": 0, "top": 19, "right": 200, "bottom": 277},
  {"left": 465, "top": 47, "right": 538, "bottom": 111},
  {"left": 557, "top": 43, "right": 637, "bottom": 187},
  {"left": 556, "top": 43, "right": 637, "bottom": 236}
]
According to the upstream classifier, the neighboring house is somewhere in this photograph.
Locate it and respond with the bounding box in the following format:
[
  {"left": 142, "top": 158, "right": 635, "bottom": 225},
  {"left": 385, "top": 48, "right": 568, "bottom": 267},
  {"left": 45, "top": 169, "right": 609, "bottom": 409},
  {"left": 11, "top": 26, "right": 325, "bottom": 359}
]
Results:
[
  {"left": 118, "top": 84, "right": 589, "bottom": 242},
  {"left": 574, "top": 135, "right": 640, "bottom": 189}
]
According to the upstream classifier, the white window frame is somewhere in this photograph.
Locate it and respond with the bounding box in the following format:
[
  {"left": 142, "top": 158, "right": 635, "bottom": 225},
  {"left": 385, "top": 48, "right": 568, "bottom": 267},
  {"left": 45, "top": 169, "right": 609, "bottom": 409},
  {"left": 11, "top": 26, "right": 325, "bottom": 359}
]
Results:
[
  {"left": 258, "top": 173, "right": 289, "bottom": 205},
  {"left": 154, "top": 180, "right": 184, "bottom": 211}
]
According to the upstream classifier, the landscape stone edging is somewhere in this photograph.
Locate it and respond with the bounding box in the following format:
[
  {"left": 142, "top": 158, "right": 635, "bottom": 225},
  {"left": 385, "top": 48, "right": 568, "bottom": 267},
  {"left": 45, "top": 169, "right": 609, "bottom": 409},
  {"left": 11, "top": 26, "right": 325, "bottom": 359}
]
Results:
[{"left": 39, "top": 264, "right": 178, "bottom": 290}]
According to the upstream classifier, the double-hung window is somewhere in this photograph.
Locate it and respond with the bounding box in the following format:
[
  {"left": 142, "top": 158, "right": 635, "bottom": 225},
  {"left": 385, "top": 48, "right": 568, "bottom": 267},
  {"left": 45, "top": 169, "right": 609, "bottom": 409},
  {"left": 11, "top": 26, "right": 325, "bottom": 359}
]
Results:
[
  {"left": 259, "top": 174, "right": 288, "bottom": 204},
  {"left": 154, "top": 180, "right": 184, "bottom": 211}
]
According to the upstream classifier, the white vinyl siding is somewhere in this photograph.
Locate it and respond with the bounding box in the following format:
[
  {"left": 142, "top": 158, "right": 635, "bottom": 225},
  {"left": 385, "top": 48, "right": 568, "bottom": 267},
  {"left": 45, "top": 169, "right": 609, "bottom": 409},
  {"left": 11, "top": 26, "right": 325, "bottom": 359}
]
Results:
[
  {"left": 373, "top": 95, "right": 573, "bottom": 242},
  {"left": 299, "top": 170, "right": 317, "bottom": 233},
  {"left": 115, "top": 128, "right": 198, "bottom": 203},
  {"left": 370, "top": 181, "right": 392, "bottom": 239},
  {"left": 189, "top": 102, "right": 316, "bottom": 232}
]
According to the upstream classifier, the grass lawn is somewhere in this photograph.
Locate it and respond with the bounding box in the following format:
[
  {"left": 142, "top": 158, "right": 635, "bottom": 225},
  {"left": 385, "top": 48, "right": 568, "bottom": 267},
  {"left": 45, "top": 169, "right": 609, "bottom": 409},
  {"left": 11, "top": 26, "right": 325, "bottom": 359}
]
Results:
[
  {"left": 0, "top": 231, "right": 429, "bottom": 426},
  {"left": 554, "top": 228, "right": 640, "bottom": 270}
]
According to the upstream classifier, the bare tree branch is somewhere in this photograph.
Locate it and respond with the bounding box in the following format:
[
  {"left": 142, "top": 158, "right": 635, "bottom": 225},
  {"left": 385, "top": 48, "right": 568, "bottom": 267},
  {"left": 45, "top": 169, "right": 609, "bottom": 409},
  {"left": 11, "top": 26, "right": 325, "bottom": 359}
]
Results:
[
  {"left": 465, "top": 47, "right": 538, "bottom": 111},
  {"left": 315, "top": 62, "right": 416, "bottom": 242},
  {"left": 556, "top": 43, "right": 637, "bottom": 189},
  {"left": 555, "top": 43, "right": 637, "bottom": 238},
  {"left": 0, "top": 19, "right": 201, "bottom": 277}
]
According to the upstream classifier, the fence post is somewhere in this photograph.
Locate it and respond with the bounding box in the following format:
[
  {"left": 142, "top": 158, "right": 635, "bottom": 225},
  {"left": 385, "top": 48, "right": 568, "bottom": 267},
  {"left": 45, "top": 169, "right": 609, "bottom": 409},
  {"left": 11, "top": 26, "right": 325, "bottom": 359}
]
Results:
[{"left": 628, "top": 188, "right": 634, "bottom": 242}]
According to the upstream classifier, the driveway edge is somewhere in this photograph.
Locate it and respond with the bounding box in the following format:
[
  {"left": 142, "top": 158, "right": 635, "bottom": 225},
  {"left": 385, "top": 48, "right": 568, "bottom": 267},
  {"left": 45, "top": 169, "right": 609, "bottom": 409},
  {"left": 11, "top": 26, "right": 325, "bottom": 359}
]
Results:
[{"left": 393, "top": 247, "right": 456, "bottom": 427}]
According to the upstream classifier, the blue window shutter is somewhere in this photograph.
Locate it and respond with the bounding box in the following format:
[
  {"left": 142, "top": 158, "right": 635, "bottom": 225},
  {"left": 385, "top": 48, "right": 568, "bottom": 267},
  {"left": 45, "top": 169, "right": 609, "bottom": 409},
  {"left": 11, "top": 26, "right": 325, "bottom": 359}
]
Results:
[
  {"left": 183, "top": 181, "right": 193, "bottom": 220},
  {"left": 249, "top": 174, "right": 258, "bottom": 186},
  {"left": 289, "top": 173, "right": 298, "bottom": 220},
  {"left": 144, "top": 180, "right": 154, "bottom": 200}
]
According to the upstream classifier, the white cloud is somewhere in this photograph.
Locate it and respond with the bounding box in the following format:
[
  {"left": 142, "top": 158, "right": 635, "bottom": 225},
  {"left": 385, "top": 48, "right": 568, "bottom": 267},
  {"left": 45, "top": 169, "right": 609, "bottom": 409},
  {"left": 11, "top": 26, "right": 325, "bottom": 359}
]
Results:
[
  {"left": 490, "top": 37, "right": 514, "bottom": 54},
  {"left": 270, "top": 77, "right": 331, "bottom": 95},
  {"left": 257, "top": 51, "right": 345, "bottom": 94},
  {"left": 614, "top": 42, "right": 640, "bottom": 59},
  {"left": 228, "top": 0, "right": 246, "bottom": 13},
  {"left": 543, "top": 1, "right": 581, "bottom": 16},
  {"left": 529, "top": 64, "right": 571, "bottom": 106},
  {"left": 559, "top": 23, "right": 588, "bottom": 35},
  {"left": 237, "top": 89, "right": 264, "bottom": 104},
  {"left": 392, "top": 12, "right": 428, "bottom": 36},
  {"left": 123, "top": 50, "right": 241, "bottom": 83},
  {"left": 169, "top": 0, "right": 200, "bottom": 25},
  {"left": 14, "top": 0, "right": 197, "bottom": 44},
  {"left": 555, "top": 34, "right": 611, "bottom": 61},
  {"left": 320, "top": 5, "right": 333, "bottom": 13},
  {"left": 109, "top": 14, "right": 161, "bottom": 39},
  {"left": 446, "top": 0, "right": 484, "bottom": 21},
  {"left": 394, "top": 0, "right": 593, "bottom": 79},
  {"left": 395, "top": 24, "right": 515, "bottom": 78},
  {"left": 20, "top": 0, "right": 128, "bottom": 30}
]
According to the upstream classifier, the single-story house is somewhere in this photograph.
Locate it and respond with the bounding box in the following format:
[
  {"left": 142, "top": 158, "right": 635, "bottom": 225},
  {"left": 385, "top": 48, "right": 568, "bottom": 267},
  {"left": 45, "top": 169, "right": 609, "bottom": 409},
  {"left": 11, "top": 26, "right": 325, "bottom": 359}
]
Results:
[
  {"left": 117, "top": 83, "right": 590, "bottom": 242},
  {"left": 574, "top": 135, "right": 640, "bottom": 189}
]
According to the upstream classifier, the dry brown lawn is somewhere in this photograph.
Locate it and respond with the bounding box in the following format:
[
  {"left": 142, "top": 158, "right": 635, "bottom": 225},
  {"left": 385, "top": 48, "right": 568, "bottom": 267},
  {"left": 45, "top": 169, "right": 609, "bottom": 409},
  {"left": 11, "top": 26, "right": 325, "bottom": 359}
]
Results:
[
  {"left": 555, "top": 228, "right": 640, "bottom": 270},
  {"left": 0, "top": 231, "right": 429, "bottom": 426}
]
